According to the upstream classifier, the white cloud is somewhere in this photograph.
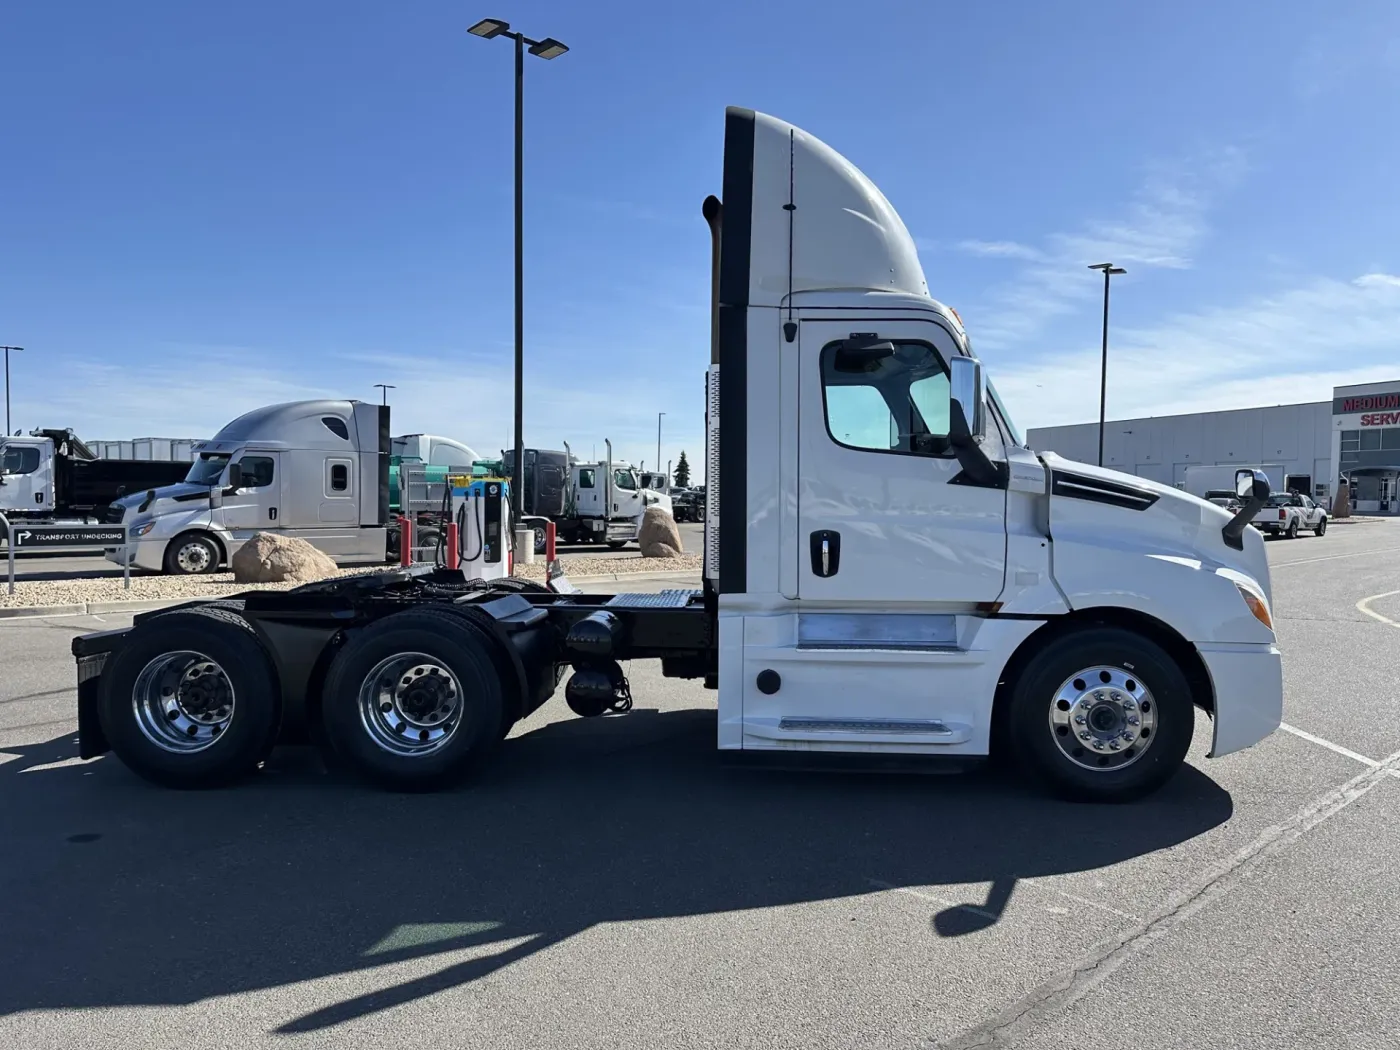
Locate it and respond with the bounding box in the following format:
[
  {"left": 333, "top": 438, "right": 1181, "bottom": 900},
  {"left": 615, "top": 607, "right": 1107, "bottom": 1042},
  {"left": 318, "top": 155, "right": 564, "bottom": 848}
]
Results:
[
  {"left": 1002, "top": 272, "right": 1400, "bottom": 431},
  {"left": 955, "top": 240, "right": 1043, "bottom": 262},
  {"left": 949, "top": 150, "right": 1245, "bottom": 354}
]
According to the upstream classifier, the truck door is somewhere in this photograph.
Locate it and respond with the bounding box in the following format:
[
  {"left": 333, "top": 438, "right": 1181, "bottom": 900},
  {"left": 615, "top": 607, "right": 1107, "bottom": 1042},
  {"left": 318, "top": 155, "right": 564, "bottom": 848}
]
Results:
[
  {"left": 222, "top": 452, "right": 281, "bottom": 534},
  {"left": 0, "top": 441, "right": 52, "bottom": 514},
  {"left": 797, "top": 319, "right": 1007, "bottom": 603}
]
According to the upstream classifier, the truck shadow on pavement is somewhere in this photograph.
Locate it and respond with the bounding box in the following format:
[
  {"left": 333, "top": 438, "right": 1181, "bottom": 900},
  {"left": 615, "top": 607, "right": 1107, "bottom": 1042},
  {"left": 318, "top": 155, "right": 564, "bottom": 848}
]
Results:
[{"left": 0, "top": 707, "right": 1232, "bottom": 1034}]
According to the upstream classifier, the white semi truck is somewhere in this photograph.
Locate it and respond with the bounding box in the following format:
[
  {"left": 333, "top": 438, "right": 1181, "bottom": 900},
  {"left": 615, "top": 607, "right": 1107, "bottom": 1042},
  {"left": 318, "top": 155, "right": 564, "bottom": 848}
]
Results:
[
  {"left": 72, "top": 108, "right": 1282, "bottom": 803},
  {"left": 507, "top": 445, "right": 672, "bottom": 552},
  {"left": 105, "top": 400, "right": 391, "bottom": 574}
]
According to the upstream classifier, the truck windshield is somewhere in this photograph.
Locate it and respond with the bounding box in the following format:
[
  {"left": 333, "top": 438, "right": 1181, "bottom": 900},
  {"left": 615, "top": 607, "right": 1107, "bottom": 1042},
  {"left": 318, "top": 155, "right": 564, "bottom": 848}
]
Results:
[
  {"left": 986, "top": 380, "right": 1024, "bottom": 447},
  {"left": 186, "top": 453, "right": 231, "bottom": 485}
]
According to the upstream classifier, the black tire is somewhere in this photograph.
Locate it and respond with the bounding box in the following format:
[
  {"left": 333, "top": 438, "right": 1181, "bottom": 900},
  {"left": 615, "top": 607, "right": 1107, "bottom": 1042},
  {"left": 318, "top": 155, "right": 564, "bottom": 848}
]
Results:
[
  {"left": 97, "top": 607, "right": 281, "bottom": 788},
  {"left": 532, "top": 525, "right": 547, "bottom": 555},
  {"left": 1286, "top": 519, "right": 1299, "bottom": 539},
  {"left": 163, "top": 532, "right": 221, "bottom": 575},
  {"left": 1005, "top": 627, "right": 1194, "bottom": 802},
  {"left": 1315, "top": 517, "right": 1327, "bottom": 536},
  {"left": 320, "top": 606, "right": 509, "bottom": 791},
  {"left": 606, "top": 540, "right": 627, "bottom": 550}
]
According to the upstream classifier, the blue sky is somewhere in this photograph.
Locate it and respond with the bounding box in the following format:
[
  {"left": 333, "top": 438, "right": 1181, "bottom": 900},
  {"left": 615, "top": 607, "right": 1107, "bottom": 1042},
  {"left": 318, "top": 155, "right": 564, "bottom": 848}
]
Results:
[{"left": 3, "top": 1, "right": 1399, "bottom": 472}]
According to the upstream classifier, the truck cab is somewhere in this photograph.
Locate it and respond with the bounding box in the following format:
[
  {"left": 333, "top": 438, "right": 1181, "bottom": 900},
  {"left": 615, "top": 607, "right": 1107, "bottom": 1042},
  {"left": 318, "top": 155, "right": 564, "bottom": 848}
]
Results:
[
  {"left": 107, "top": 400, "right": 390, "bottom": 574},
  {"left": 0, "top": 435, "right": 55, "bottom": 517}
]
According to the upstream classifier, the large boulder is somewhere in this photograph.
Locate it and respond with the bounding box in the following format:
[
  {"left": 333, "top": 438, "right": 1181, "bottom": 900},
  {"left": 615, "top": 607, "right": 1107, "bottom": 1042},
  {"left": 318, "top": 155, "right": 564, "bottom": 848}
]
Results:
[
  {"left": 231, "top": 532, "right": 339, "bottom": 584},
  {"left": 638, "top": 506, "right": 684, "bottom": 558}
]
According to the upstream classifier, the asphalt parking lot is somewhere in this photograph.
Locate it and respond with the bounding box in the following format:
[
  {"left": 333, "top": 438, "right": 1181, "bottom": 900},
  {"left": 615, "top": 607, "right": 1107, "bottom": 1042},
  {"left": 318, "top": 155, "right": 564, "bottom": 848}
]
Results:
[{"left": 1, "top": 521, "right": 1397, "bottom": 1050}]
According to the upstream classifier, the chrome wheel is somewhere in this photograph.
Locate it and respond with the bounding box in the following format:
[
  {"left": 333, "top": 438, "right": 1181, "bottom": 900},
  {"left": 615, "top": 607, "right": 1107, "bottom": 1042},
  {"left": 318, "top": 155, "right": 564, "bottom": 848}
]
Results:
[
  {"left": 1047, "top": 665, "right": 1157, "bottom": 771},
  {"left": 132, "top": 651, "right": 236, "bottom": 754},
  {"left": 357, "top": 653, "right": 464, "bottom": 757},
  {"left": 175, "top": 540, "right": 213, "bottom": 574}
]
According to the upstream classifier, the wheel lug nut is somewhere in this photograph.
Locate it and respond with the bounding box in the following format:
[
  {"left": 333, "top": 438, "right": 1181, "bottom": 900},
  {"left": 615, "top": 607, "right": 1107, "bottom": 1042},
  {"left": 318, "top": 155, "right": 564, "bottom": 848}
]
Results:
[
  {"left": 1079, "top": 731, "right": 1091, "bottom": 741},
  {"left": 1108, "top": 740, "right": 1121, "bottom": 750},
  {"left": 1074, "top": 714, "right": 1086, "bottom": 725},
  {"left": 1128, "top": 716, "right": 1140, "bottom": 726},
  {"left": 1122, "top": 732, "right": 1134, "bottom": 743},
  {"left": 1092, "top": 740, "right": 1105, "bottom": 750},
  {"left": 1094, "top": 690, "right": 1105, "bottom": 701}
]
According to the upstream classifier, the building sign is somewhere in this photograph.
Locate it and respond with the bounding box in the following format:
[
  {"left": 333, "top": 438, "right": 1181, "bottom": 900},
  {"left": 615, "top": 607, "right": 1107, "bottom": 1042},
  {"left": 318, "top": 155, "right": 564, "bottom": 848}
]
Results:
[
  {"left": 1360, "top": 411, "right": 1400, "bottom": 427},
  {"left": 1336, "top": 391, "right": 1400, "bottom": 413}
]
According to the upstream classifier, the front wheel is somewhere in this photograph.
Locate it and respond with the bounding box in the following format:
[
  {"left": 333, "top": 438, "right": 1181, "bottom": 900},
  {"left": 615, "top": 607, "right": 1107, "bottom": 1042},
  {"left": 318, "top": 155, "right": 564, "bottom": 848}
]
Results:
[
  {"left": 532, "top": 524, "right": 547, "bottom": 555},
  {"left": 1005, "top": 628, "right": 1194, "bottom": 802},
  {"left": 606, "top": 540, "right": 628, "bottom": 550},
  {"left": 164, "top": 533, "right": 221, "bottom": 575},
  {"left": 1315, "top": 517, "right": 1327, "bottom": 536}
]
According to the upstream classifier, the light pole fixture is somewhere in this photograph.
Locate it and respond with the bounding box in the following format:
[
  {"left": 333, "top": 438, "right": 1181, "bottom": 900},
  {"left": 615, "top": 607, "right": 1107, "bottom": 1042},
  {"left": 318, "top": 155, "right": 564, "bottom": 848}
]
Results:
[
  {"left": 373, "top": 383, "right": 396, "bottom": 406},
  {"left": 468, "top": 17, "right": 569, "bottom": 544},
  {"left": 1088, "top": 263, "right": 1126, "bottom": 467},
  {"left": 1, "top": 346, "right": 23, "bottom": 436}
]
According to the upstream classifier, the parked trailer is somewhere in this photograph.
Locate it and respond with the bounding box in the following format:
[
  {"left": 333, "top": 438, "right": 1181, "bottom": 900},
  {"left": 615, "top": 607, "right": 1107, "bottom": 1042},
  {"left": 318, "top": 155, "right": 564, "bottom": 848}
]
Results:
[{"left": 70, "top": 108, "right": 1284, "bottom": 803}]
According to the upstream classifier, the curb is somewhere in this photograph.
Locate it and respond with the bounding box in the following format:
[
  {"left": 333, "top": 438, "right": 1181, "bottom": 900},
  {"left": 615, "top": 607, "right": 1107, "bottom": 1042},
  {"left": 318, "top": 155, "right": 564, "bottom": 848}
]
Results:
[{"left": 0, "top": 570, "right": 702, "bottom": 622}]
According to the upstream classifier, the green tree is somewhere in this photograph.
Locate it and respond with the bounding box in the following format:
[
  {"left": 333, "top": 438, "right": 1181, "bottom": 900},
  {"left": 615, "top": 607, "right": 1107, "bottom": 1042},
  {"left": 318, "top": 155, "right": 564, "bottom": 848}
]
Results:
[{"left": 674, "top": 450, "right": 691, "bottom": 488}]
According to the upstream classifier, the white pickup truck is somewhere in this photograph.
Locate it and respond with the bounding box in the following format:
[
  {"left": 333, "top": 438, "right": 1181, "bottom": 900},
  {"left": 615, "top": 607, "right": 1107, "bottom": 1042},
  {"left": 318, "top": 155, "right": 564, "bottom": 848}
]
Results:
[{"left": 1253, "top": 492, "right": 1327, "bottom": 538}]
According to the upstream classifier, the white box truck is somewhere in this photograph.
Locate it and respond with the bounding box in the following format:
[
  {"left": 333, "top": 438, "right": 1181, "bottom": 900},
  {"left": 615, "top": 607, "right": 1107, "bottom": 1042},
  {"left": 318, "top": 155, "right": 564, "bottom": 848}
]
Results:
[{"left": 73, "top": 109, "right": 1282, "bottom": 803}]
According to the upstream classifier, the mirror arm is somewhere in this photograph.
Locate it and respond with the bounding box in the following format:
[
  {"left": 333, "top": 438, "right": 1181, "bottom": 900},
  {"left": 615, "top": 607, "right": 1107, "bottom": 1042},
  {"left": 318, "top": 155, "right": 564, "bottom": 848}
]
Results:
[{"left": 948, "top": 402, "right": 999, "bottom": 487}]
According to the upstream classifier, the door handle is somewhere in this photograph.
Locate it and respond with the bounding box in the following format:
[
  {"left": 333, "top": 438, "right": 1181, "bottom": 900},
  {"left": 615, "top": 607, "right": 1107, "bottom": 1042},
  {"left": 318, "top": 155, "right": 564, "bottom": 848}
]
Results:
[
  {"left": 269, "top": 507, "right": 278, "bottom": 521},
  {"left": 809, "top": 530, "right": 840, "bottom": 577}
]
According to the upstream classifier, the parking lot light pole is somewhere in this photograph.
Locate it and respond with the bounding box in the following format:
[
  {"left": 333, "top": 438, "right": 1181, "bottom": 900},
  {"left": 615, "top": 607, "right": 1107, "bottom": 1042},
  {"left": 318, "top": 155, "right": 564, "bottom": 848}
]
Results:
[
  {"left": 373, "top": 383, "right": 395, "bottom": 406},
  {"left": 1087, "top": 264, "right": 1125, "bottom": 467},
  {"left": 468, "top": 18, "right": 569, "bottom": 541},
  {"left": 657, "top": 412, "right": 665, "bottom": 477},
  {"left": 1, "top": 346, "right": 22, "bottom": 436}
]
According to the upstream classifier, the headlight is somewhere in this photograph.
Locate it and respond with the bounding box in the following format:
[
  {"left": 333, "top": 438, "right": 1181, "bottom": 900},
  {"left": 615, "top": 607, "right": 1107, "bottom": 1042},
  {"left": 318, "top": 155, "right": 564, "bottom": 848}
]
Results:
[
  {"left": 131, "top": 520, "right": 156, "bottom": 538},
  {"left": 1234, "top": 582, "right": 1273, "bottom": 630}
]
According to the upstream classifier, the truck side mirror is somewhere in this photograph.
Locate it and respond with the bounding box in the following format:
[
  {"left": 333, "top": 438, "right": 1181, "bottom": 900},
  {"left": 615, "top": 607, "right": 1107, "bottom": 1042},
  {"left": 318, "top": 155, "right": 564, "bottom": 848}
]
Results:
[
  {"left": 1234, "top": 468, "right": 1270, "bottom": 502},
  {"left": 1223, "top": 468, "right": 1271, "bottom": 550},
  {"left": 226, "top": 462, "right": 243, "bottom": 489},
  {"left": 950, "top": 357, "right": 986, "bottom": 441}
]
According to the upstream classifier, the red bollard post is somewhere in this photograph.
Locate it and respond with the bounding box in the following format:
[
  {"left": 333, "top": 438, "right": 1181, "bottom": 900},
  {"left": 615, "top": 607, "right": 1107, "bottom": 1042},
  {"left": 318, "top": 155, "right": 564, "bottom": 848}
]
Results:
[
  {"left": 397, "top": 516, "right": 412, "bottom": 567},
  {"left": 545, "top": 521, "right": 557, "bottom": 562},
  {"left": 445, "top": 521, "right": 460, "bottom": 569}
]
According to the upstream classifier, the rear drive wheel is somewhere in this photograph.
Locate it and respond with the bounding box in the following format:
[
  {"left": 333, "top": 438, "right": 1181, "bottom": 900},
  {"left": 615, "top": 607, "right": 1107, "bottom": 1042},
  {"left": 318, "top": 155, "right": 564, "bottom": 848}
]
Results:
[
  {"left": 164, "top": 533, "right": 221, "bottom": 575},
  {"left": 1315, "top": 517, "right": 1327, "bottom": 536},
  {"left": 531, "top": 524, "right": 548, "bottom": 555},
  {"left": 1006, "top": 628, "right": 1194, "bottom": 802},
  {"left": 98, "top": 607, "right": 280, "bottom": 788},
  {"left": 320, "top": 606, "right": 509, "bottom": 791},
  {"left": 1286, "top": 518, "right": 1299, "bottom": 539},
  {"left": 606, "top": 540, "right": 627, "bottom": 550}
]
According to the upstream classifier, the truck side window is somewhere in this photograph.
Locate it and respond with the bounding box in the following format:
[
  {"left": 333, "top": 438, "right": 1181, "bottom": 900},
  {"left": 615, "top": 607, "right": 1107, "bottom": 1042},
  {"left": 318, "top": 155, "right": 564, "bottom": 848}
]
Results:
[
  {"left": 321, "top": 417, "right": 350, "bottom": 440},
  {"left": 1, "top": 447, "right": 40, "bottom": 474},
  {"left": 614, "top": 470, "right": 637, "bottom": 491},
  {"left": 578, "top": 469, "right": 595, "bottom": 489},
  {"left": 821, "top": 340, "right": 951, "bottom": 455},
  {"left": 330, "top": 464, "right": 348, "bottom": 492},
  {"left": 240, "top": 456, "right": 275, "bottom": 488}
]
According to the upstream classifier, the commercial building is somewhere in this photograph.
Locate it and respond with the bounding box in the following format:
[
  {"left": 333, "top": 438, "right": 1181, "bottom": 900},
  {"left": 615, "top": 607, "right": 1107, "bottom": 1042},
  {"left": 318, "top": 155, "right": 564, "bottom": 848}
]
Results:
[{"left": 1026, "top": 380, "right": 1400, "bottom": 514}]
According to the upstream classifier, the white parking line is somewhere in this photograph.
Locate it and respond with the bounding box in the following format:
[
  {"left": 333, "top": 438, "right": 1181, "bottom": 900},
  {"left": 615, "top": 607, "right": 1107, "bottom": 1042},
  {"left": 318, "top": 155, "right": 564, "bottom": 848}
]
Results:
[
  {"left": 1270, "top": 545, "right": 1400, "bottom": 569},
  {"left": 1357, "top": 590, "right": 1400, "bottom": 627},
  {"left": 1018, "top": 878, "right": 1140, "bottom": 922},
  {"left": 1279, "top": 721, "right": 1400, "bottom": 780},
  {"left": 866, "top": 878, "right": 1001, "bottom": 922}
]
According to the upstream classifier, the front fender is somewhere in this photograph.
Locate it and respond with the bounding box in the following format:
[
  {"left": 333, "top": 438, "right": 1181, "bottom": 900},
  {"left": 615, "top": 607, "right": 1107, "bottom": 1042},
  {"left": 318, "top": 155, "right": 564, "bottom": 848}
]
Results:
[{"left": 1051, "top": 534, "right": 1274, "bottom": 646}]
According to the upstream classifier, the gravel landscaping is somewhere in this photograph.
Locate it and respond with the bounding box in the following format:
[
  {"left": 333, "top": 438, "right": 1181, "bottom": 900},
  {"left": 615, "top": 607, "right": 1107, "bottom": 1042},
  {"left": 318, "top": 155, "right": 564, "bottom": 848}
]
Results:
[{"left": 0, "top": 551, "right": 703, "bottom": 610}]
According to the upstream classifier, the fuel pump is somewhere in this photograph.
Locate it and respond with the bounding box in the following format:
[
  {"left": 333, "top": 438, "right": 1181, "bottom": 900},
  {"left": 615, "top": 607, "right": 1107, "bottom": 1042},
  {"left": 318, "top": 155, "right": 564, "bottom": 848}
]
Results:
[{"left": 451, "top": 478, "right": 513, "bottom": 583}]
